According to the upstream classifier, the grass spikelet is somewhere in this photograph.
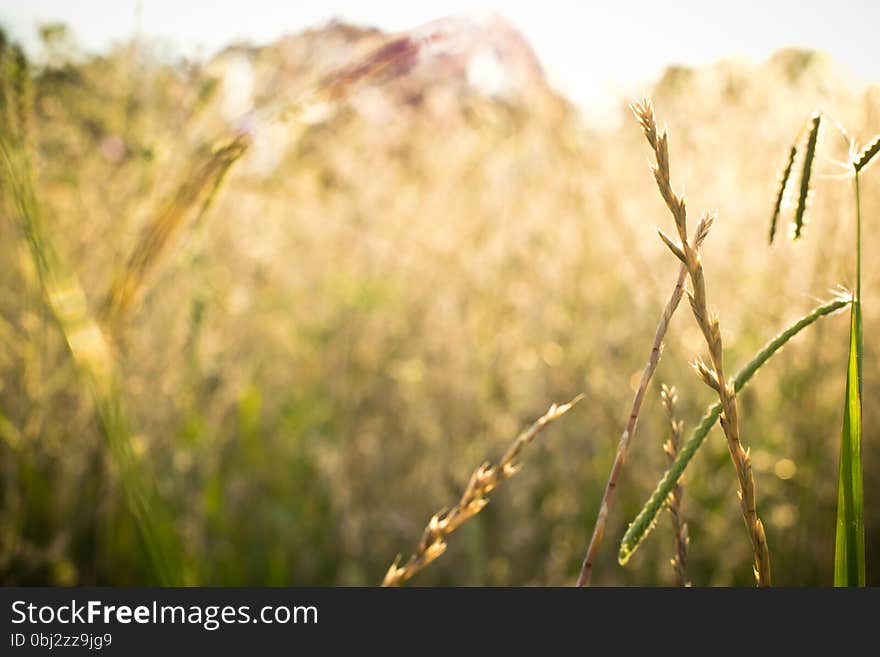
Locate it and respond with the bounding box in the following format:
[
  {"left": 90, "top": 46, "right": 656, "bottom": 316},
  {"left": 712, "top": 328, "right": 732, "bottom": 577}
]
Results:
[
  {"left": 382, "top": 395, "right": 582, "bottom": 586},
  {"left": 577, "top": 100, "right": 718, "bottom": 588},
  {"left": 853, "top": 134, "right": 880, "bottom": 172},
  {"left": 632, "top": 99, "right": 772, "bottom": 585},
  {"left": 793, "top": 113, "right": 821, "bottom": 240},
  {"left": 619, "top": 295, "right": 851, "bottom": 564},
  {"left": 661, "top": 385, "right": 689, "bottom": 587},
  {"left": 769, "top": 144, "right": 797, "bottom": 244}
]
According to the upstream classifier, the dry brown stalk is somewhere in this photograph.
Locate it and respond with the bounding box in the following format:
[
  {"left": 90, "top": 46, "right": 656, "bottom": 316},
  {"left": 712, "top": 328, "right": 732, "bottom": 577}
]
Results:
[
  {"left": 631, "top": 98, "right": 771, "bottom": 586},
  {"left": 382, "top": 395, "right": 583, "bottom": 586},
  {"left": 661, "top": 384, "right": 689, "bottom": 587},
  {"left": 576, "top": 263, "right": 686, "bottom": 587},
  {"left": 320, "top": 34, "right": 426, "bottom": 99}
]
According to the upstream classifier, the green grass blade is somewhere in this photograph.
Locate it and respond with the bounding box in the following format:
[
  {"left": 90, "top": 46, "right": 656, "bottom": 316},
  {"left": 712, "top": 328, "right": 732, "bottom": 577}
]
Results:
[
  {"left": 834, "top": 168, "right": 865, "bottom": 586},
  {"left": 619, "top": 295, "right": 850, "bottom": 564},
  {"left": 834, "top": 302, "right": 864, "bottom": 585},
  {"left": 770, "top": 144, "right": 797, "bottom": 244},
  {"left": 1, "top": 136, "right": 182, "bottom": 585}
]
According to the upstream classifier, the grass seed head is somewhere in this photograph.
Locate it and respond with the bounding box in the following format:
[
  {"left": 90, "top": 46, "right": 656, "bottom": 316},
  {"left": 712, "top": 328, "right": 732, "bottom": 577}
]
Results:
[
  {"left": 853, "top": 134, "right": 880, "bottom": 172},
  {"left": 770, "top": 144, "right": 798, "bottom": 244},
  {"left": 794, "top": 113, "right": 821, "bottom": 240}
]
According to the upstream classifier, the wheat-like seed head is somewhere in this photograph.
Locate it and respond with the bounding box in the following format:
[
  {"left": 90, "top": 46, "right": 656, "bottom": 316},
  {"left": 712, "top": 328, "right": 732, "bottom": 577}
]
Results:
[
  {"left": 382, "top": 395, "right": 582, "bottom": 586},
  {"left": 693, "top": 213, "right": 714, "bottom": 249},
  {"left": 635, "top": 99, "right": 772, "bottom": 586},
  {"left": 632, "top": 99, "right": 688, "bottom": 240}
]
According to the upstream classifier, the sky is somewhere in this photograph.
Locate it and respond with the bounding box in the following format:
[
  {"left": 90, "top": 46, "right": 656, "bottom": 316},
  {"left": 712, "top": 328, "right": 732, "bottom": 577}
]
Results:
[{"left": 2, "top": 0, "right": 879, "bottom": 117}]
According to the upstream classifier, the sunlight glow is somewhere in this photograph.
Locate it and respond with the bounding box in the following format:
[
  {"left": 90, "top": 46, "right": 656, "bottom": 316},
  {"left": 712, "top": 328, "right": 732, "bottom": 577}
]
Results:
[{"left": 2, "top": 1, "right": 879, "bottom": 119}]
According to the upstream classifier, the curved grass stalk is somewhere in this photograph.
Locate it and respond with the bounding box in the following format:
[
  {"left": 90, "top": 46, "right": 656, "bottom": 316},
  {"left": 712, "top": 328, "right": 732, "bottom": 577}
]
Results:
[
  {"left": 834, "top": 168, "right": 865, "bottom": 586},
  {"left": 618, "top": 295, "right": 850, "bottom": 565}
]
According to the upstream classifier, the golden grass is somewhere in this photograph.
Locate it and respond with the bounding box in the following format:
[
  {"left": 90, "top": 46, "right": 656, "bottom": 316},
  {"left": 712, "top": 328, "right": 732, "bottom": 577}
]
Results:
[
  {"left": 632, "top": 98, "right": 772, "bottom": 586},
  {"left": 382, "top": 395, "right": 582, "bottom": 586}
]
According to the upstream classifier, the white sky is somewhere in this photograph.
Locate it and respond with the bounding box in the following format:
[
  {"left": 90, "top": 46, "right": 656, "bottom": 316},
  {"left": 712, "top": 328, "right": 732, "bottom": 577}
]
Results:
[{"left": 2, "top": 0, "right": 879, "bottom": 116}]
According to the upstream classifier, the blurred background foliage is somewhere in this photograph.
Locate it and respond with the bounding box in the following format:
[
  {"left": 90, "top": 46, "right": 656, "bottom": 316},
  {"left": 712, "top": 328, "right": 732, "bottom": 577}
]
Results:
[{"left": 0, "top": 19, "right": 878, "bottom": 586}]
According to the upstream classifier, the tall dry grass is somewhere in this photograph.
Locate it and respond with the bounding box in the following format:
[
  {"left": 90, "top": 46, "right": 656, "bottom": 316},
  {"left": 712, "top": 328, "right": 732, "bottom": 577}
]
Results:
[{"left": 631, "top": 99, "right": 771, "bottom": 585}]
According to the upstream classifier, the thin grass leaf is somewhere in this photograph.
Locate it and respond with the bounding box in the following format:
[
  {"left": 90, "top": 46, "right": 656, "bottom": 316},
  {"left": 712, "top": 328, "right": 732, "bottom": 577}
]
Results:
[
  {"left": 793, "top": 113, "right": 821, "bottom": 240},
  {"left": 834, "top": 302, "right": 865, "bottom": 585},
  {"left": 618, "top": 295, "right": 850, "bottom": 564},
  {"left": 770, "top": 144, "right": 797, "bottom": 244},
  {"left": 835, "top": 168, "right": 865, "bottom": 586}
]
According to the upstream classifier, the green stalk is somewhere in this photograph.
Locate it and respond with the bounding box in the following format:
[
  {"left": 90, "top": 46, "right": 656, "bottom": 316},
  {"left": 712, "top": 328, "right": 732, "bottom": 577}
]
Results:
[
  {"left": 619, "top": 296, "right": 850, "bottom": 564},
  {"left": 1, "top": 138, "right": 181, "bottom": 585},
  {"left": 834, "top": 171, "right": 865, "bottom": 586}
]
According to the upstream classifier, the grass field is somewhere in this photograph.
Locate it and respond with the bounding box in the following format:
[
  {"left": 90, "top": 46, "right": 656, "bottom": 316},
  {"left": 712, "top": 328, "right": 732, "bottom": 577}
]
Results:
[{"left": 0, "top": 20, "right": 877, "bottom": 586}]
